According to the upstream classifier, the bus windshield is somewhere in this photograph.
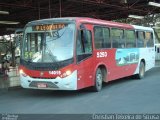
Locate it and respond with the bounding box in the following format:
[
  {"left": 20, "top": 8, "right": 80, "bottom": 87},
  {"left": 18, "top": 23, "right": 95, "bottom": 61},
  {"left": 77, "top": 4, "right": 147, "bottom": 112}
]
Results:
[{"left": 22, "top": 22, "right": 75, "bottom": 63}]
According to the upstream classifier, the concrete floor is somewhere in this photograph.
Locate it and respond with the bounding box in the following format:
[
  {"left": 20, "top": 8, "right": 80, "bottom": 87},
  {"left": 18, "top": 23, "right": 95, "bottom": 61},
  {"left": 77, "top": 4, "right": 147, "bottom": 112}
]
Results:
[
  {"left": 0, "top": 67, "right": 160, "bottom": 114},
  {"left": 0, "top": 75, "right": 9, "bottom": 89},
  {"left": 0, "top": 66, "right": 160, "bottom": 119}
]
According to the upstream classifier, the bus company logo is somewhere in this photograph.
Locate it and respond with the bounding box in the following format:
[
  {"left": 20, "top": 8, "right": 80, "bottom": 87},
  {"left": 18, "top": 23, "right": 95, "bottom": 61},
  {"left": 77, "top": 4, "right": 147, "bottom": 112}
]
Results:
[{"left": 40, "top": 71, "right": 44, "bottom": 76}]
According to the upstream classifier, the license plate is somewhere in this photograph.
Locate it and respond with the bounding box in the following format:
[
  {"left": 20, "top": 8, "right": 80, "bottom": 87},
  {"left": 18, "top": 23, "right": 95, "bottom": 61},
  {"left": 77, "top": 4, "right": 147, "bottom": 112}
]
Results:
[{"left": 37, "top": 83, "right": 47, "bottom": 88}]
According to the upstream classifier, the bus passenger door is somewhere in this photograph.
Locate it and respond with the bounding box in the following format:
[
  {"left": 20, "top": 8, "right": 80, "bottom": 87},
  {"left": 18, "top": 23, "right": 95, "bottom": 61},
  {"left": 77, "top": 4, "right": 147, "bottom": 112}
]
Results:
[{"left": 76, "top": 24, "right": 94, "bottom": 89}]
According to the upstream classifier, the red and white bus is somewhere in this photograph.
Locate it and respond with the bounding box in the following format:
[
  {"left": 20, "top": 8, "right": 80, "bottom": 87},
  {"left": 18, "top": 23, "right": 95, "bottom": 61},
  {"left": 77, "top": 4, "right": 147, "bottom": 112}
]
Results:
[{"left": 19, "top": 17, "right": 155, "bottom": 91}]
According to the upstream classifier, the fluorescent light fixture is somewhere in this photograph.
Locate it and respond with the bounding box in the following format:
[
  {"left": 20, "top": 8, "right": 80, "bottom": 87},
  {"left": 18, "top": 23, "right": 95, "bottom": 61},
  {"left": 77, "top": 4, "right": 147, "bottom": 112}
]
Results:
[
  {"left": 152, "top": 26, "right": 160, "bottom": 29},
  {"left": 120, "top": 0, "right": 127, "bottom": 3},
  {"left": 0, "top": 21, "right": 20, "bottom": 24},
  {"left": 0, "top": 11, "right": 9, "bottom": 15},
  {"left": 148, "top": 2, "right": 160, "bottom": 7},
  {"left": 1, "top": 53, "right": 5, "bottom": 56},
  {"left": 0, "top": 36, "right": 2, "bottom": 38},
  {"left": 128, "top": 15, "right": 144, "bottom": 19}
]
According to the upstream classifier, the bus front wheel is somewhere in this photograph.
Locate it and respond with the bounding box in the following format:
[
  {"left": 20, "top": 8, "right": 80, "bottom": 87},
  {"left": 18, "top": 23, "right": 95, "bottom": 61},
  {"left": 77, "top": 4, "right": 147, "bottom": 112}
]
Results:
[{"left": 93, "top": 68, "right": 103, "bottom": 92}]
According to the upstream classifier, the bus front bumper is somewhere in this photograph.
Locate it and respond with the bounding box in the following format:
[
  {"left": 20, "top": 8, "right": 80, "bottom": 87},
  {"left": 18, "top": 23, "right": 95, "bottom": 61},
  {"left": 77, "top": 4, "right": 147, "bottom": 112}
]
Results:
[{"left": 20, "top": 70, "right": 78, "bottom": 90}]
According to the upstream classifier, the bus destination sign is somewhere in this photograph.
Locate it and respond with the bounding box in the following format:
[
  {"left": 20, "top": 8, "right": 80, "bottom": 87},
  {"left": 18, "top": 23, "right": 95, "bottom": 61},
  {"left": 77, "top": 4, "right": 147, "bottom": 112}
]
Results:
[{"left": 33, "top": 23, "right": 65, "bottom": 31}]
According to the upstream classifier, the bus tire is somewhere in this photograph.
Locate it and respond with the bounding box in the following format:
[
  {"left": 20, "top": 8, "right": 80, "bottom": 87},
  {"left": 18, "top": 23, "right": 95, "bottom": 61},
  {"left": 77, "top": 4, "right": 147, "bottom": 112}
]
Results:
[
  {"left": 93, "top": 68, "right": 103, "bottom": 92},
  {"left": 136, "top": 61, "right": 145, "bottom": 79}
]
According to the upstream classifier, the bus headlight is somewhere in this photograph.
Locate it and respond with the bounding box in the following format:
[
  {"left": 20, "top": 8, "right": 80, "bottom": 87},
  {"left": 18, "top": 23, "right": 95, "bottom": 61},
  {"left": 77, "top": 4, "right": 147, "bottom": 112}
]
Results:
[
  {"left": 19, "top": 69, "right": 27, "bottom": 77},
  {"left": 66, "top": 70, "right": 71, "bottom": 76},
  {"left": 60, "top": 70, "right": 72, "bottom": 78}
]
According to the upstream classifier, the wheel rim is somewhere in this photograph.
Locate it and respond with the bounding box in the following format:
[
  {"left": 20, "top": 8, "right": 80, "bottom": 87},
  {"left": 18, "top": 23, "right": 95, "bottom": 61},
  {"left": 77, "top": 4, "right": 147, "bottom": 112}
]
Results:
[
  {"left": 96, "top": 69, "right": 102, "bottom": 89},
  {"left": 140, "top": 63, "right": 145, "bottom": 77}
]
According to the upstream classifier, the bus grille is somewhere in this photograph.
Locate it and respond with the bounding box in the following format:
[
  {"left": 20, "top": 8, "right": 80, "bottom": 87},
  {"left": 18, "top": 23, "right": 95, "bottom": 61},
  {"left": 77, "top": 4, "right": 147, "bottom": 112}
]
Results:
[
  {"left": 31, "top": 77, "right": 56, "bottom": 79},
  {"left": 29, "top": 81, "right": 58, "bottom": 88}
]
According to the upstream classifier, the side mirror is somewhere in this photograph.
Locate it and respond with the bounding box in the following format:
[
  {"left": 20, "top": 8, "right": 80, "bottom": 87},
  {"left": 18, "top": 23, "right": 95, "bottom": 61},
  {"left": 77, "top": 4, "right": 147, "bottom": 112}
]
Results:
[
  {"left": 79, "top": 24, "right": 87, "bottom": 41},
  {"left": 78, "top": 29, "right": 87, "bottom": 42},
  {"left": 81, "top": 29, "right": 88, "bottom": 43}
]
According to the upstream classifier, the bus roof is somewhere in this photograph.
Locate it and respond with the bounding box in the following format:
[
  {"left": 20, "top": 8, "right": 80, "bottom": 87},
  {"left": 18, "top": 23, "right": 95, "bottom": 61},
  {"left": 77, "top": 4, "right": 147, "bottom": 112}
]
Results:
[
  {"left": 27, "top": 17, "right": 153, "bottom": 31},
  {"left": 76, "top": 17, "right": 134, "bottom": 29},
  {"left": 28, "top": 17, "right": 133, "bottom": 29},
  {"left": 132, "top": 25, "right": 153, "bottom": 31}
]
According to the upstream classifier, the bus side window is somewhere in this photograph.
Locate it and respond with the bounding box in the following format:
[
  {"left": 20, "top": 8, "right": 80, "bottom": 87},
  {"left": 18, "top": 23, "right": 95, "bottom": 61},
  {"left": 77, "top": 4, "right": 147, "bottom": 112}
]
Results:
[
  {"left": 111, "top": 28, "right": 118, "bottom": 48},
  {"left": 94, "top": 27, "right": 103, "bottom": 49},
  {"left": 103, "top": 27, "right": 111, "bottom": 48},
  {"left": 125, "top": 30, "right": 136, "bottom": 48},
  {"left": 137, "top": 31, "right": 145, "bottom": 48},
  {"left": 94, "top": 26, "right": 111, "bottom": 49},
  {"left": 111, "top": 28, "right": 124, "bottom": 48},
  {"left": 119, "top": 31, "right": 125, "bottom": 48},
  {"left": 145, "top": 32, "right": 154, "bottom": 47}
]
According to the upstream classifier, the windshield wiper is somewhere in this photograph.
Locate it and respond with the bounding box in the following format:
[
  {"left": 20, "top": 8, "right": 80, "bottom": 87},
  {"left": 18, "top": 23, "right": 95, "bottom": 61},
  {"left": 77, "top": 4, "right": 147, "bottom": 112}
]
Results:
[
  {"left": 45, "top": 45, "right": 57, "bottom": 62},
  {"left": 43, "top": 32, "right": 60, "bottom": 69},
  {"left": 52, "top": 31, "right": 60, "bottom": 38}
]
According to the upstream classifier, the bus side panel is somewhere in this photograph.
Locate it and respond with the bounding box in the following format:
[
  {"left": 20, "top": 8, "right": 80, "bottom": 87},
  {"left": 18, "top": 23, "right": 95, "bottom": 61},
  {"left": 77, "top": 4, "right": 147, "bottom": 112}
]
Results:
[
  {"left": 76, "top": 24, "right": 95, "bottom": 90},
  {"left": 93, "top": 49, "right": 138, "bottom": 81},
  {"left": 108, "top": 48, "right": 139, "bottom": 81},
  {"left": 76, "top": 56, "right": 95, "bottom": 90},
  {"left": 93, "top": 49, "right": 118, "bottom": 81},
  {"left": 134, "top": 48, "right": 155, "bottom": 74}
]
